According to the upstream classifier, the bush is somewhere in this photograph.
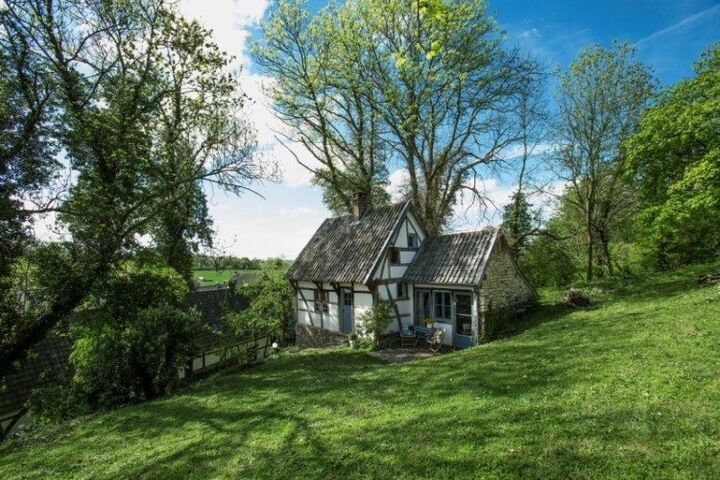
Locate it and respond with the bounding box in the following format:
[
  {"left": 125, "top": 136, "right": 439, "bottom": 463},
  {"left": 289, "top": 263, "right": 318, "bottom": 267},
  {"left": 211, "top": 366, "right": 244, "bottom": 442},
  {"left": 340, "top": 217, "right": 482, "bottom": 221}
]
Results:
[
  {"left": 224, "top": 269, "right": 294, "bottom": 343},
  {"left": 358, "top": 301, "right": 393, "bottom": 349},
  {"left": 69, "top": 261, "right": 206, "bottom": 408}
]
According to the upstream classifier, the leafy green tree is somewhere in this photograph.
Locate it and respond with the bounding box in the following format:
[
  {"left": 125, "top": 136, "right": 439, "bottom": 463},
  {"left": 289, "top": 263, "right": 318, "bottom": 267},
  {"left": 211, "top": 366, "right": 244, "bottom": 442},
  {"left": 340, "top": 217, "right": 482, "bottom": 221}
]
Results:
[
  {"left": 502, "top": 191, "right": 535, "bottom": 257},
  {"left": 224, "top": 269, "right": 294, "bottom": 343},
  {"left": 625, "top": 43, "right": 720, "bottom": 267},
  {"left": 70, "top": 259, "right": 205, "bottom": 408},
  {"left": 0, "top": 0, "right": 265, "bottom": 380},
  {"left": 553, "top": 42, "right": 654, "bottom": 280},
  {"left": 254, "top": 0, "right": 390, "bottom": 215},
  {"left": 0, "top": 15, "right": 57, "bottom": 278},
  {"left": 256, "top": 0, "right": 534, "bottom": 232}
]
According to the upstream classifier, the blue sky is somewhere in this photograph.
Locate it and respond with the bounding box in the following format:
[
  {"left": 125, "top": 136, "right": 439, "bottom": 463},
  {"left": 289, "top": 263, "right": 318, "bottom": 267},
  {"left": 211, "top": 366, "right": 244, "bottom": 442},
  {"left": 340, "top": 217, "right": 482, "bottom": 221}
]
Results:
[{"left": 54, "top": 0, "right": 715, "bottom": 260}]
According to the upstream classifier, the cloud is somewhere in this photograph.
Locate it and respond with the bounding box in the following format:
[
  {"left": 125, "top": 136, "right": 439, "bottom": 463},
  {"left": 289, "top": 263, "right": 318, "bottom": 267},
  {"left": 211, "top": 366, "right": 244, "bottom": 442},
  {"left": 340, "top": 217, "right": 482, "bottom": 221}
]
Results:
[
  {"left": 178, "top": 0, "right": 317, "bottom": 189},
  {"left": 635, "top": 4, "right": 720, "bottom": 48}
]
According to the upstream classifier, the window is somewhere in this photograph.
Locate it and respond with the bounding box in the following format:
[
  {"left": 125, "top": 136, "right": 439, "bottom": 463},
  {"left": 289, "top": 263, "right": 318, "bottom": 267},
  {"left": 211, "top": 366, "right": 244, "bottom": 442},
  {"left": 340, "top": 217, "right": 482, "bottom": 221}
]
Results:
[
  {"left": 396, "top": 283, "right": 408, "bottom": 299},
  {"left": 434, "top": 291, "right": 452, "bottom": 322},
  {"left": 389, "top": 247, "right": 401, "bottom": 265},
  {"left": 455, "top": 293, "right": 473, "bottom": 336},
  {"left": 408, "top": 233, "right": 419, "bottom": 249},
  {"left": 314, "top": 289, "right": 329, "bottom": 314}
]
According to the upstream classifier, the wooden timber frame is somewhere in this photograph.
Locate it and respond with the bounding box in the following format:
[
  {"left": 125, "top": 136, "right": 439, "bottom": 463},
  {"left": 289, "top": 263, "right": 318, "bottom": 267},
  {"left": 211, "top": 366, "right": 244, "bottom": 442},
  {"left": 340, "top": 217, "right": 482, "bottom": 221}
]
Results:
[{"left": 313, "top": 281, "right": 325, "bottom": 330}]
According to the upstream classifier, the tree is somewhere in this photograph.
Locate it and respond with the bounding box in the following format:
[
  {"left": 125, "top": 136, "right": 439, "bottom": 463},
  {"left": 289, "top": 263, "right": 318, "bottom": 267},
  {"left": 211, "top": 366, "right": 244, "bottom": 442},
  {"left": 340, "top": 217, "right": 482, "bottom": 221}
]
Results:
[
  {"left": 553, "top": 42, "right": 654, "bottom": 281},
  {"left": 0, "top": 14, "right": 57, "bottom": 278},
  {"left": 0, "top": 0, "right": 266, "bottom": 381},
  {"left": 625, "top": 43, "right": 720, "bottom": 267},
  {"left": 256, "top": 0, "right": 534, "bottom": 231},
  {"left": 224, "top": 269, "right": 294, "bottom": 344},
  {"left": 254, "top": 0, "right": 390, "bottom": 216},
  {"left": 70, "top": 259, "right": 205, "bottom": 408},
  {"left": 501, "top": 191, "right": 534, "bottom": 256}
]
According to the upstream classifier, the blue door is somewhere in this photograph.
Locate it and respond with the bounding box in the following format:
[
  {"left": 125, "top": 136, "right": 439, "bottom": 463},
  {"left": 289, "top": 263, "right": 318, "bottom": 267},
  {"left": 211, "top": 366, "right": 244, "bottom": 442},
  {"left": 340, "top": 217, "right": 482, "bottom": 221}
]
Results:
[{"left": 454, "top": 293, "right": 475, "bottom": 348}]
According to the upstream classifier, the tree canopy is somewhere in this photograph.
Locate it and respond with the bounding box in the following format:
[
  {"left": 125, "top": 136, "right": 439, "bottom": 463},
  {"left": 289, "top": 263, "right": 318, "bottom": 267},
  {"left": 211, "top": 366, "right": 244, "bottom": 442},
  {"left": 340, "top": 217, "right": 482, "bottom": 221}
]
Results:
[{"left": 255, "top": 0, "right": 536, "bottom": 232}]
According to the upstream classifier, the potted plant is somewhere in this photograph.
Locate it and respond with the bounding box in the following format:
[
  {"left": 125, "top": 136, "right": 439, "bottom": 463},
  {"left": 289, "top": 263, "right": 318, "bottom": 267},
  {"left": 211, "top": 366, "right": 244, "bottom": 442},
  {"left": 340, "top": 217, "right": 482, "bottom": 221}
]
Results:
[
  {"left": 424, "top": 317, "right": 434, "bottom": 328},
  {"left": 348, "top": 330, "right": 359, "bottom": 349}
]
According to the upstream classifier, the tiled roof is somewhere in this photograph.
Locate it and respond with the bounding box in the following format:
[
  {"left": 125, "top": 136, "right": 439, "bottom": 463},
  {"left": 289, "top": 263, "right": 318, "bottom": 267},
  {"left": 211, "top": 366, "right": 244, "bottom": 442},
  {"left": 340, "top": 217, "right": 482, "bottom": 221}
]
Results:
[
  {"left": 286, "top": 202, "right": 408, "bottom": 284},
  {"left": 403, "top": 228, "right": 498, "bottom": 286}
]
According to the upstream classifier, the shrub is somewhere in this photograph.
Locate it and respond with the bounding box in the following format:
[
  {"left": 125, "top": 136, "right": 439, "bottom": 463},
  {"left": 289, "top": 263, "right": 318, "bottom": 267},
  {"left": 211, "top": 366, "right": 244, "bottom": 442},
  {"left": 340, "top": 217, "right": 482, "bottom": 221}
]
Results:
[
  {"left": 358, "top": 301, "right": 393, "bottom": 349},
  {"left": 224, "top": 269, "right": 294, "bottom": 343},
  {"left": 69, "top": 261, "right": 206, "bottom": 408}
]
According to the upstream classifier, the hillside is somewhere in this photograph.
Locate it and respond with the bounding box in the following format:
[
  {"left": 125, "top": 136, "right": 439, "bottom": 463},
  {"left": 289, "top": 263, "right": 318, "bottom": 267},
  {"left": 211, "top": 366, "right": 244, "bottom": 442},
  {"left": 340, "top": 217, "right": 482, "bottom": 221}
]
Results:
[{"left": 1, "top": 264, "right": 719, "bottom": 479}]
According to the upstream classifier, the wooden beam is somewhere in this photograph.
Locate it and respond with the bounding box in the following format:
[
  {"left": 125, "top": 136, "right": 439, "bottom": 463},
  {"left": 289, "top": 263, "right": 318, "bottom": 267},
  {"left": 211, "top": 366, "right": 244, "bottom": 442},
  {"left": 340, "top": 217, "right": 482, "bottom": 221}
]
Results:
[{"left": 383, "top": 283, "right": 404, "bottom": 332}]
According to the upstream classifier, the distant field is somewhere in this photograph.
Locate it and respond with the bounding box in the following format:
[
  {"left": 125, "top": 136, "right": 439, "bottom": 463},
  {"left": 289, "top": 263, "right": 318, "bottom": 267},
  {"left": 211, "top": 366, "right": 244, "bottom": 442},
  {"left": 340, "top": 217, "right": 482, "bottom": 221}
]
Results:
[{"left": 193, "top": 269, "right": 261, "bottom": 287}]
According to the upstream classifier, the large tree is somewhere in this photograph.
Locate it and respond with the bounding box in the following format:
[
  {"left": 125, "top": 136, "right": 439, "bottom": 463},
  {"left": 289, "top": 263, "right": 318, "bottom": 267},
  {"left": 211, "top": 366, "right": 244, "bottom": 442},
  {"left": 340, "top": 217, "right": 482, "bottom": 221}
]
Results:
[
  {"left": 553, "top": 42, "right": 654, "bottom": 281},
  {"left": 0, "top": 0, "right": 266, "bottom": 380},
  {"left": 256, "top": 0, "right": 533, "bottom": 231},
  {"left": 625, "top": 43, "right": 720, "bottom": 267},
  {"left": 0, "top": 15, "right": 57, "bottom": 278}
]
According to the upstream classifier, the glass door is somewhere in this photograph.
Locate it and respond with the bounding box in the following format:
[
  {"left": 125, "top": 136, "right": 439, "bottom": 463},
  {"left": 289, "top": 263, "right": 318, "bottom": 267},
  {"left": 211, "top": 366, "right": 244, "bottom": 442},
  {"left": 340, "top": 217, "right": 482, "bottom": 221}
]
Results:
[
  {"left": 415, "top": 290, "right": 432, "bottom": 326},
  {"left": 454, "top": 292, "right": 474, "bottom": 347}
]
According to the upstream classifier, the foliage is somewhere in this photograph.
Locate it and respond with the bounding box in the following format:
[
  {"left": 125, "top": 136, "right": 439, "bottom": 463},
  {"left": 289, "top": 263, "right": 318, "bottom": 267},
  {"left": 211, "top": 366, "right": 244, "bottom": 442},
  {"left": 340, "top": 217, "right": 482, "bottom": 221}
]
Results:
[
  {"left": 553, "top": 42, "right": 654, "bottom": 280},
  {"left": 357, "top": 301, "right": 393, "bottom": 348},
  {"left": 0, "top": 18, "right": 58, "bottom": 279},
  {"left": 0, "top": 0, "right": 265, "bottom": 380},
  {"left": 69, "top": 261, "right": 205, "bottom": 408},
  {"left": 223, "top": 270, "right": 294, "bottom": 343},
  {"left": 27, "top": 385, "right": 86, "bottom": 425},
  {"left": 255, "top": 0, "right": 536, "bottom": 232},
  {"left": 501, "top": 191, "right": 535, "bottom": 256},
  {"left": 1, "top": 262, "right": 720, "bottom": 478},
  {"left": 625, "top": 43, "right": 720, "bottom": 267}
]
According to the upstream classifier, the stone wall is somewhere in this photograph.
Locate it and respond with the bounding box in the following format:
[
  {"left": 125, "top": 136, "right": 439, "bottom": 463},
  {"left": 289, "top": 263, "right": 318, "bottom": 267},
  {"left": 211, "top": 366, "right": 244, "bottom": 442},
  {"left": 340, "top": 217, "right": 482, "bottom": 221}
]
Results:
[
  {"left": 295, "top": 324, "right": 348, "bottom": 348},
  {"left": 481, "top": 239, "right": 536, "bottom": 311},
  {"left": 478, "top": 238, "right": 536, "bottom": 342}
]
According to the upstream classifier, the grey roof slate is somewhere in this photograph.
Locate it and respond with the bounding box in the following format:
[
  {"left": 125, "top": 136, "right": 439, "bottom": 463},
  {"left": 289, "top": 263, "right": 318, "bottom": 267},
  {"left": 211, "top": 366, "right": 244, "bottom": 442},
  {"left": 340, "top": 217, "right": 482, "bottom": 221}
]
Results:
[
  {"left": 403, "top": 228, "right": 498, "bottom": 286},
  {"left": 285, "top": 202, "right": 408, "bottom": 284}
]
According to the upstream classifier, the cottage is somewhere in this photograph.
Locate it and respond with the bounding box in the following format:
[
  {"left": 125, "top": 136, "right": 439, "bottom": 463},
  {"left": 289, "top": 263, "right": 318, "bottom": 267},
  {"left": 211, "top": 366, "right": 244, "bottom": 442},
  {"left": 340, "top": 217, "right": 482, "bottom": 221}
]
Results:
[{"left": 286, "top": 196, "right": 536, "bottom": 349}]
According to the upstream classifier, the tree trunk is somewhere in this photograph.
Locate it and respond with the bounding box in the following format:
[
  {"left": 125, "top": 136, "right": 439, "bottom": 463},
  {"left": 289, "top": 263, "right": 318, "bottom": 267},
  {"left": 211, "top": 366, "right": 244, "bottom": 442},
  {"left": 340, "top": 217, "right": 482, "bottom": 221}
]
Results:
[
  {"left": 598, "top": 229, "right": 614, "bottom": 276},
  {"left": 586, "top": 214, "right": 594, "bottom": 282}
]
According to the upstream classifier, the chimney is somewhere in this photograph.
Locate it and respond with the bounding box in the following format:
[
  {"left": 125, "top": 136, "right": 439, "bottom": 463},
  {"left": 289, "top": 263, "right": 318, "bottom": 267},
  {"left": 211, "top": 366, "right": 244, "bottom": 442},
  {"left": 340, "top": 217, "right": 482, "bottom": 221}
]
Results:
[{"left": 351, "top": 192, "right": 368, "bottom": 220}]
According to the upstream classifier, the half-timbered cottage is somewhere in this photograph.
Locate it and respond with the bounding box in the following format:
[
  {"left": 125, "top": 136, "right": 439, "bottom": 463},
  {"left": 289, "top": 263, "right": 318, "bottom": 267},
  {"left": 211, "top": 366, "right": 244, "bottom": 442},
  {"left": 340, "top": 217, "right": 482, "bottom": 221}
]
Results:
[{"left": 285, "top": 195, "right": 536, "bottom": 348}]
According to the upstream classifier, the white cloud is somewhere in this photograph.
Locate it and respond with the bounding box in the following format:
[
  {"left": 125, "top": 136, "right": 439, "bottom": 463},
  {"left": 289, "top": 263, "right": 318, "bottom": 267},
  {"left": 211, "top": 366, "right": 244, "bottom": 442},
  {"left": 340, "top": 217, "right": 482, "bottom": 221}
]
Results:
[
  {"left": 500, "top": 142, "right": 555, "bottom": 161},
  {"left": 179, "top": 0, "right": 317, "bottom": 189},
  {"left": 635, "top": 4, "right": 720, "bottom": 48},
  {"left": 387, "top": 168, "right": 410, "bottom": 202}
]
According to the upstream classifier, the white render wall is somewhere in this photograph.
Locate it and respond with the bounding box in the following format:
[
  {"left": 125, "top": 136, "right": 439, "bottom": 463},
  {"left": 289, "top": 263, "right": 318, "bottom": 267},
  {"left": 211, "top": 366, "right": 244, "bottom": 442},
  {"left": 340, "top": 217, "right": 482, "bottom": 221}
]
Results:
[{"left": 295, "top": 280, "right": 374, "bottom": 333}]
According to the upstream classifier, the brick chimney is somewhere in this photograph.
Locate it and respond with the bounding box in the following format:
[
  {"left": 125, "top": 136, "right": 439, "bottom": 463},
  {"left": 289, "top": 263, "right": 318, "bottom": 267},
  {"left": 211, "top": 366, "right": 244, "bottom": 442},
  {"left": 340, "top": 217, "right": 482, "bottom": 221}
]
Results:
[{"left": 351, "top": 192, "right": 368, "bottom": 220}]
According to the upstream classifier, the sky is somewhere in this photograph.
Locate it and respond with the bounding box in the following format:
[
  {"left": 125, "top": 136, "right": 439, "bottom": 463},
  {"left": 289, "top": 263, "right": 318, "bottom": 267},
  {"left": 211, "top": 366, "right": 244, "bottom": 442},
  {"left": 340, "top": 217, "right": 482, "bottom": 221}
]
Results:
[{"left": 33, "top": 0, "right": 720, "bottom": 259}]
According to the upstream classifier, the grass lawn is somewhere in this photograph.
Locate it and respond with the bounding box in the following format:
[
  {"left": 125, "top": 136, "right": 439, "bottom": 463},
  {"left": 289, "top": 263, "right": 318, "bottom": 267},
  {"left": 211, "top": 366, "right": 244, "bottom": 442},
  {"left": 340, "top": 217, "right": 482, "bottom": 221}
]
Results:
[
  {"left": 1, "top": 264, "right": 720, "bottom": 478},
  {"left": 193, "top": 269, "right": 260, "bottom": 287}
]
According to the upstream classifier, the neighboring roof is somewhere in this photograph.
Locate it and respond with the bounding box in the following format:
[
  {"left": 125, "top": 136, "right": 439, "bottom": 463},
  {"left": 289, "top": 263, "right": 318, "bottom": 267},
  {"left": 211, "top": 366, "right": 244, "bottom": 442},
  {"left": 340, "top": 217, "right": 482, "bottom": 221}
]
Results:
[
  {"left": 286, "top": 202, "right": 408, "bottom": 284},
  {"left": 403, "top": 228, "right": 499, "bottom": 286},
  {"left": 0, "top": 335, "right": 72, "bottom": 416}
]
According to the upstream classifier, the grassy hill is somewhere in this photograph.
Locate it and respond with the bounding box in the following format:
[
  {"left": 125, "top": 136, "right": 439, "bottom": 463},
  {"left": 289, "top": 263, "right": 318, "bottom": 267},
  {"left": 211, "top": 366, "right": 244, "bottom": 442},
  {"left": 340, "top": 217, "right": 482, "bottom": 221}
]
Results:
[{"left": 1, "top": 264, "right": 719, "bottom": 479}]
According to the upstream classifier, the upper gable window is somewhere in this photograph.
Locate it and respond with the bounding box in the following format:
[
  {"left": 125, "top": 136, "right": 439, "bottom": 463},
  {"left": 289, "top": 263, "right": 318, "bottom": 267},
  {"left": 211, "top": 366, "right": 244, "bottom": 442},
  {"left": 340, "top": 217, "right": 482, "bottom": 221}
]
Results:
[
  {"left": 389, "top": 247, "right": 401, "bottom": 265},
  {"left": 408, "top": 233, "right": 419, "bottom": 249}
]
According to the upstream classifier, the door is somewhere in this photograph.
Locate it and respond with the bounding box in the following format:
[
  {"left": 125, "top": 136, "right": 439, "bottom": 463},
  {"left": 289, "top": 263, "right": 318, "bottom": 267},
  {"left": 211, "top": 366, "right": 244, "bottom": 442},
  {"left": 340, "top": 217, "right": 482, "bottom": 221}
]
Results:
[
  {"left": 454, "top": 292, "right": 474, "bottom": 348},
  {"left": 415, "top": 290, "right": 432, "bottom": 326},
  {"left": 340, "top": 289, "right": 353, "bottom": 334}
]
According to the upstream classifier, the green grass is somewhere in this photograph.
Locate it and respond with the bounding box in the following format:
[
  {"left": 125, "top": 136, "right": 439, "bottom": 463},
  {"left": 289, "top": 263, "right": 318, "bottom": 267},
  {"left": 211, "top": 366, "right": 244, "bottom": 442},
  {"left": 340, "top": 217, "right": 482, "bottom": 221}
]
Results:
[
  {"left": 193, "top": 269, "right": 260, "bottom": 287},
  {"left": 2, "top": 263, "right": 720, "bottom": 479}
]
